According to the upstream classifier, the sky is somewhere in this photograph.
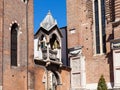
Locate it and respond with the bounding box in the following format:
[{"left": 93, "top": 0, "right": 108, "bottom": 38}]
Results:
[{"left": 33, "top": 0, "right": 67, "bottom": 33}]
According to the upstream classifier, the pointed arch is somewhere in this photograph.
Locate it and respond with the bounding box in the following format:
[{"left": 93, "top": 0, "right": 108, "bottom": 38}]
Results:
[
  {"left": 50, "top": 34, "right": 60, "bottom": 50},
  {"left": 52, "top": 71, "right": 62, "bottom": 85},
  {"left": 38, "top": 34, "right": 47, "bottom": 50}
]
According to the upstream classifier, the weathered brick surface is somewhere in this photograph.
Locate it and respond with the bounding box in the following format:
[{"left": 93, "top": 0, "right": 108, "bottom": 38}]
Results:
[
  {"left": 114, "top": 25, "right": 120, "bottom": 39},
  {"left": 0, "top": 0, "right": 71, "bottom": 90},
  {"left": 0, "top": 0, "right": 34, "bottom": 90},
  {"left": 34, "top": 66, "right": 45, "bottom": 90},
  {"left": 0, "top": 0, "right": 3, "bottom": 86},
  {"left": 28, "top": 0, "right": 34, "bottom": 68},
  {"left": 59, "top": 68, "right": 71, "bottom": 90},
  {"left": 0, "top": 0, "right": 3, "bottom": 85},
  {"left": 32, "top": 65, "right": 71, "bottom": 90},
  {"left": 67, "top": 0, "right": 115, "bottom": 85}
]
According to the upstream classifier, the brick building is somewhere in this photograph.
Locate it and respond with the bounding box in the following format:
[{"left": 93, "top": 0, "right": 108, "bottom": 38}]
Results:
[
  {"left": 0, "top": 0, "right": 34, "bottom": 90},
  {"left": 0, "top": 0, "right": 120, "bottom": 90},
  {"left": 67, "top": 0, "right": 120, "bottom": 89},
  {"left": 0, "top": 0, "right": 70, "bottom": 90}
]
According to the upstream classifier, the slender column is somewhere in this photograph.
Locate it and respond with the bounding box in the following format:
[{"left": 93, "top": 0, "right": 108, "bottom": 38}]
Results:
[
  {"left": 46, "top": 36, "right": 50, "bottom": 61},
  {"left": 47, "top": 44, "right": 49, "bottom": 60}
]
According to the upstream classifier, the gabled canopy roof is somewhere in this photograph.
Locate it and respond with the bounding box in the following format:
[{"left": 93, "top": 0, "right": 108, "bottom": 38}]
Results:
[
  {"left": 34, "top": 11, "right": 63, "bottom": 38},
  {"left": 40, "top": 11, "right": 57, "bottom": 31}
]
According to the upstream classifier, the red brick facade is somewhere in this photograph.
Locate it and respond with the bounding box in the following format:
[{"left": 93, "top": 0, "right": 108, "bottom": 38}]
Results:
[
  {"left": 0, "top": 0, "right": 71, "bottom": 90},
  {"left": 1, "top": 0, "right": 120, "bottom": 90},
  {"left": 0, "top": 0, "right": 34, "bottom": 90},
  {"left": 0, "top": 0, "right": 3, "bottom": 87},
  {"left": 67, "top": 0, "right": 120, "bottom": 89}
]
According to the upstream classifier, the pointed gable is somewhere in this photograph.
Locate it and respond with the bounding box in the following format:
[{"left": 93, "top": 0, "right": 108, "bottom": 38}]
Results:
[
  {"left": 35, "top": 11, "right": 63, "bottom": 38},
  {"left": 40, "top": 11, "right": 57, "bottom": 31}
]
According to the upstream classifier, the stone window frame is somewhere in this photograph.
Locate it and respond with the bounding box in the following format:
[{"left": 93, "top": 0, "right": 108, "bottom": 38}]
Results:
[{"left": 9, "top": 20, "right": 22, "bottom": 67}]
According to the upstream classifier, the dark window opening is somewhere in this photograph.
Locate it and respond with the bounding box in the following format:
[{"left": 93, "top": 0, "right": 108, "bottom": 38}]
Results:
[
  {"left": 11, "top": 23, "right": 18, "bottom": 66},
  {"left": 38, "top": 35, "right": 47, "bottom": 50},
  {"left": 50, "top": 34, "right": 60, "bottom": 50},
  {"left": 101, "top": 0, "right": 106, "bottom": 53},
  {"left": 95, "top": 0, "right": 100, "bottom": 54}
]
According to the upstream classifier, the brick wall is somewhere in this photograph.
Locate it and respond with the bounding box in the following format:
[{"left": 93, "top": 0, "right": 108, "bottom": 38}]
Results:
[
  {"left": 1, "top": 0, "right": 34, "bottom": 90},
  {"left": 0, "top": 0, "right": 3, "bottom": 86},
  {"left": 67, "top": 0, "right": 114, "bottom": 85},
  {"left": 34, "top": 66, "right": 46, "bottom": 90},
  {"left": 114, "top": 25, "right": 120, "bottom": 39},
  {"left": 28, "top": 0, "right": 34, "bottom": 69},
  {"left": 59, "top": 67, "right": 71, "bottom": 90},
  {"left": 66, "top": 0, "right": 81, "bottom": 48}
]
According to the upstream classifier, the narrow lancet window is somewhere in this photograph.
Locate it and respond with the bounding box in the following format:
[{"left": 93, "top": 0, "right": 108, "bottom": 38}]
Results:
[
  {"left": 11, "top": 23, "right": 18, "bottom": 66},
  {"left": 101, "top": 0, "right": 106, "bottom": 53},
  {"left": 95, "top": 0, "right": 100, "bottom": 54},
  {"left": 94, "top": 0, "right": 106, "bottom": 54}
]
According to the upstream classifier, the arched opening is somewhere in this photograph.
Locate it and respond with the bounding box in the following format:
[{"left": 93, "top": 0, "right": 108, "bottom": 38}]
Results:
[
  {"left": 48, "top": 71, "right": 62, "bottom": 90},
  {"left": 50, "top": 34, "right": 60, "bottom": 50},
  {"left": 37, "top": 35, "right": 47, "bottom": 59},
  {"left": 52, "top": 71, "right": 62, "bottom": 85},
  {"left": 38, "top": 34, "right": 47, "bottom": 50},
  {"left": 11, "top": 23, "right": 18, "bottom": 66}
]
